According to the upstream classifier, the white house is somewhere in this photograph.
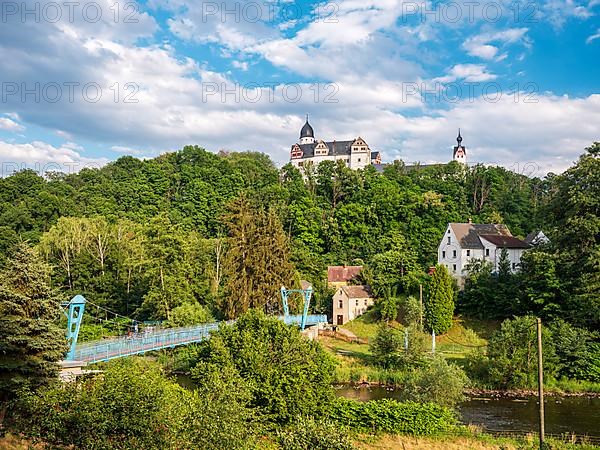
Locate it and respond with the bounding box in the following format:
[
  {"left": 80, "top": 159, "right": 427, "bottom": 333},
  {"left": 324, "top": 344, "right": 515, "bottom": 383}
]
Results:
[
  {"left": 332, "top": 285, "right": 374, "bottom": 325},
  {"left": 438, "top": 222, "right": 531, "bottom": 284}
]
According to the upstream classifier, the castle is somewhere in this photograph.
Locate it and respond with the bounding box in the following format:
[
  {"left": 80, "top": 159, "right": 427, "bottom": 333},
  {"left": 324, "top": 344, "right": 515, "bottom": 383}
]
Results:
[
  {"left": 289, "top": 116, "right": 382, "bottom": 170},
  {"left": 289, "top": 116, "right": 467, "bottom": 170}
]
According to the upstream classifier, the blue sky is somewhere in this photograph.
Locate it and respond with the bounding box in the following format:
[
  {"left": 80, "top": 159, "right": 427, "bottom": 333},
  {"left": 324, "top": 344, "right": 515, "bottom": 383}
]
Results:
[{"left": 0, "top": 0, "right": 599, "bottom": 176}]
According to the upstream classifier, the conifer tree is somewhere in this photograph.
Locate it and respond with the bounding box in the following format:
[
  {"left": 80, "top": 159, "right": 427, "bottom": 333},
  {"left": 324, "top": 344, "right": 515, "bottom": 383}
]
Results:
[
  {"left": 220, "top": 196, "right": 294, "bottom": 319},
  {"left": 0, "top": 244, "right": 67, "bottom": 401},
  {"left": 497, "top": 247, "right": 512, "bottom": 280},
  {"left": 425, "top": 264, "right": 455, "bottom": 334}
]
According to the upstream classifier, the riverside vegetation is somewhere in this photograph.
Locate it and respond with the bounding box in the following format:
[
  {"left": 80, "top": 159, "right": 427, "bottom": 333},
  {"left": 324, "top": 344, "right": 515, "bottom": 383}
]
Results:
[{"left": 1, "top": 143, "right": 600, "bottom": 448}]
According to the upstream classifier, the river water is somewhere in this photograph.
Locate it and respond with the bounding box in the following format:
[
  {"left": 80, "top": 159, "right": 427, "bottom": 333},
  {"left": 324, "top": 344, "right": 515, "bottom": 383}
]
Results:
[{"left": 336, "top": 386, "right": 600, "bottom": 438}]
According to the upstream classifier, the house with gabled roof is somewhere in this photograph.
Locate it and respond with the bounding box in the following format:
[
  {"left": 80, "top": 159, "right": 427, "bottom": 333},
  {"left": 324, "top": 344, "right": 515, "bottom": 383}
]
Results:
[
  {"left": 438, "top": 221, "right": 531, "bottom": 284},
  {"left": 332, "top": 285, "right": 374, "bottom": 325},
  {"left": 327, "top": 265, "right": 363, "bottom": 288}
]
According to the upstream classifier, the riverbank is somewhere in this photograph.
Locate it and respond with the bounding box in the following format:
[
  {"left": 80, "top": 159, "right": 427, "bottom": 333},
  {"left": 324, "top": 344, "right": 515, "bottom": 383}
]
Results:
[
  {"left": 335, "top": 383, "right": 600, "bottom": 398},
  {"left": 465, "top": 388, "right": 600, "bottom": 399}
]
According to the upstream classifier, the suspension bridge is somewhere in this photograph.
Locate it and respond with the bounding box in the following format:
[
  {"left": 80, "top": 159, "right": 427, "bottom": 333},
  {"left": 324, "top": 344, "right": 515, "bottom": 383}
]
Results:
[{"left": 61, "top": 285, "right": 327, "bottom": 366}]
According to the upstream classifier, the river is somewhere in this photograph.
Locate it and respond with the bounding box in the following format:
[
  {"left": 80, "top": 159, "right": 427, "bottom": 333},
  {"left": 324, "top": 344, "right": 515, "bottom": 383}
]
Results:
[{"left": 336, "top": 386, "right": 600, "bottom": 438}]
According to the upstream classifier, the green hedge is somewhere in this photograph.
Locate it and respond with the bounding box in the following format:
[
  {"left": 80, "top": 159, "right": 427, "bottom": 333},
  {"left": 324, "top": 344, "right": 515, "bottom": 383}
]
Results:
[{"left": 330, "top": 398, "right": 457, "bottom": 435}]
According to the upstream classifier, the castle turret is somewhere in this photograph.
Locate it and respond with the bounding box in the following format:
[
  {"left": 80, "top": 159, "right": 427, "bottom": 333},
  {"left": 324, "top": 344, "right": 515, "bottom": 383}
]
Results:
[
  {"left": 453, "top": 129, "right": 467, "bottom": 164},
  {"left": 299, "top": 114, "right": 315, "bottom": 144}
]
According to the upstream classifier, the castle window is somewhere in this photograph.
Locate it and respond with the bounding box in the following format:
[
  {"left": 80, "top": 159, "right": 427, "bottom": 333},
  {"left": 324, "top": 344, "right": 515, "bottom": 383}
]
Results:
[
  {"left": 453, "top": 250, "right": 457, "bottom": 258},
  {"left": 466, "top": 250, "right": 470, "bottom": 256},
  {"left": 453, "top": 264, "right": 457, "bottom": 272}
]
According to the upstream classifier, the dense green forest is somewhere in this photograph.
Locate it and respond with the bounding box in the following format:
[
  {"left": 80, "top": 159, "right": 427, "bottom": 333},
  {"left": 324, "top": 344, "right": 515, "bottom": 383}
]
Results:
[{"left": 0, "top": 143, "right": 598, "bottom": 330}]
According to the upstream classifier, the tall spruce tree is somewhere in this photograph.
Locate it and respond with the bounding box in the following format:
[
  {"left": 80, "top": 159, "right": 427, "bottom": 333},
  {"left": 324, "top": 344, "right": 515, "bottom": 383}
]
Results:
[
  {"left": 0, "top": 244, "right": 67, "bottom": 401},
  {"left": 220, "top": 196, "right": 294, "bottom": 319},
  {"left": 425, "top": 264, "right": 455, "bottom": 334}
]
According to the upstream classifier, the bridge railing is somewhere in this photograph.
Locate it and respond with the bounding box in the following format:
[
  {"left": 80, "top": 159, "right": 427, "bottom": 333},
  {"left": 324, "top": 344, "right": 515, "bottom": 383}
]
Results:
[
  {"left": 280, "top": 314, "right": 327, "bottom": 326},
  {"left": 72, "top": 314, "right": 328, "bottom": 364}
]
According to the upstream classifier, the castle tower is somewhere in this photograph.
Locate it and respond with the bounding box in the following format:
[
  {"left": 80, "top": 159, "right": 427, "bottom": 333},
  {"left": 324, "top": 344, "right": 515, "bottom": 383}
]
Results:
[
  {"left": 453, "top": 129, "right": 467, "bottom": 164},
  {"left": 299, "top": 114, "right": 315, "bottom": 145}
]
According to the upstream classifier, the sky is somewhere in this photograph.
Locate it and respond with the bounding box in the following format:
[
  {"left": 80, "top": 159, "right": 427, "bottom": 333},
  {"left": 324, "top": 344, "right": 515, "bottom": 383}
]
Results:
[{"left": 0, "top": 0, "right": 599, "bottom": 177}]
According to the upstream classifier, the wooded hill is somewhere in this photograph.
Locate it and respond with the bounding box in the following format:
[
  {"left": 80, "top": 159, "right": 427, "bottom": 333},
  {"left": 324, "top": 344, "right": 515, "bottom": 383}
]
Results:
[{"left": 0, "top": 143, "right": 597, "bottom": 329}]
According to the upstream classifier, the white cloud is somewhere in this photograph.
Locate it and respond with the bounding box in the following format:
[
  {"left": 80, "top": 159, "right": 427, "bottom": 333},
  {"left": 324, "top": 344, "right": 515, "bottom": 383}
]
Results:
[
  {"left": 463, "top": 28, "right": 530, "bottom": 60},
  {"left": 0, "top": 117, "right": 24, "bottom": 132},
  {"left": 586, "top": 28, "right": 600, "bottom": 43},
  {"left": 231, "top": 60, "right": 249, "bottom": 71},
  {"left": 0, "top": 140, "right": 109, "bottom": 176},
  {"left": 388, "top": 93, "right": 600, "bottom": 174},
  {"left": 434, "top": 64, "right": 497, "bottom": 83}
]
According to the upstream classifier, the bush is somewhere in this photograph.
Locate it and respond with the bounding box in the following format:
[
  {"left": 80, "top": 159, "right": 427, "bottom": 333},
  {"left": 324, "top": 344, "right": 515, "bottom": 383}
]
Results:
[
  {"left": 9, "top": 359, "right": 256, "bottom": 449},
  {"left": 549, "top": 319, "right": 600, "bottom": 382},
  {"left": 276, "top": 416, "right": 354, "bottom": 450},
  {"left": 190, "top": 309, "right": 337, "bottom": 424},
  {"left": 330, "top": 398, "right": 457, "bottom": 435},
  {"left": 485, "top": 316, "right": 558, "bottom": 389},
  {"left": 370, "top": 324, "right": 428, "bottom": 369},
  {"left": 401, "top": 356, "right": 469, "bottom": 407},
  {"left": 370, "top": 323, "right": 405, "bottom": 368},
  {"left": 377, "top": 296, "right": 402, "bottom": 322}
]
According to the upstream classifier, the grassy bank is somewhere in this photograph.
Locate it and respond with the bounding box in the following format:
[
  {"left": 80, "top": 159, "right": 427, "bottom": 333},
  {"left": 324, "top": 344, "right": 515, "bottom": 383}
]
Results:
[
  {"left": 357, "top": 433, "right": 600, "bottom": 449},
  {"left": 4, "top": 431, "right": 598, "bottom": 450},
  {"left": 328, "top": 313, "right": 600, "bottom": 394}
]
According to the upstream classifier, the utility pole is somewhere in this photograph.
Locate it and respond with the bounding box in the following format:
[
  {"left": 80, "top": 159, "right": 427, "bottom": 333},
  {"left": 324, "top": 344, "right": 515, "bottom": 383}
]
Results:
[
  {"left": 419, "top": 284, "right": 423, "bottom": 331},
  {"left": 537, "top": 317, "right": 545, "bottom": 449}
]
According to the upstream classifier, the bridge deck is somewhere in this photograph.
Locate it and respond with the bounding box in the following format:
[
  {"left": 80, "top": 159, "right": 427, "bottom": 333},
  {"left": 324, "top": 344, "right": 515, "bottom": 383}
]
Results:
[{"left": 70, "top": 314, "right": 327, "bottom": 364}]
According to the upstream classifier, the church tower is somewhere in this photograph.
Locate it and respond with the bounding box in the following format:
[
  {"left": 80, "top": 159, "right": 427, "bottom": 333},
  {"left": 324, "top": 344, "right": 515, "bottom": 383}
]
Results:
[
  {"left": 299, "top": 114, "right": 315, "bottom": 144},
  {"left": 453, "top": 129, "right": 467, "bottom": 164}
]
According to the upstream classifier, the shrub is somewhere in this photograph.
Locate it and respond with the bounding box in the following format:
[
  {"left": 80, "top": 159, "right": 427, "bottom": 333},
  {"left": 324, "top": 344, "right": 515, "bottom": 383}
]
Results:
[
  {"left": 190, "top": 309, "right": 337, "bottom": 424},
  {"left": 401, "top": 356, "right": 469, "bottom": 407},
  {"left": 9, "top": 359, "right": 256, "bottom": 449},
  {"left": 486, "top": 316, "right": 558, "bottom": 388},
  {"left": 370, "top": 323, "right": 405, "bottom": 368},
  {"left": 276, "top": 416, "right": 354, "bottom": 450},
  {"left": 330, "top": 398, "right": 457, "bottom": 435},
  {"left": 370, "top": 324, "right": 428, "bottom": 369},
  {"left": 402, "top": 295, "right": 423, "bottom": 327},
  {"left": 549, "top": 319, "right": 600, "bottom": 382}
]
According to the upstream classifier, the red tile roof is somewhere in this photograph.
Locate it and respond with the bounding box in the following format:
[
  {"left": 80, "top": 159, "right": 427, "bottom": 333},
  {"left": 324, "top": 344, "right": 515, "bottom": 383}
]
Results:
[
  {"left": 479, "top": 234, "right": 530, "bottom": 249},
  {"left": 327, "top": 265, "right": 363, "bottom": 283}
]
